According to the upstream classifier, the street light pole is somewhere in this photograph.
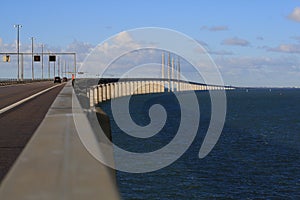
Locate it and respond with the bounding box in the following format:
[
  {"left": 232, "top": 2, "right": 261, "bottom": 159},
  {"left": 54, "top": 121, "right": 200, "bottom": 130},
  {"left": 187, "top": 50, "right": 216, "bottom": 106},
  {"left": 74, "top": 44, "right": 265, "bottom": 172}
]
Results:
[
  {"left": 41, "top": 44, "right": 44, "bottom": 79},
  {"left": 48, "top": 50, "right": 50, "bottom": 79},
  {"left": 64, "top": 60, "right": 66, "bottom": 77},
  {"left": 57, "top": 56, "right": 60, "bottom": 77},
  {"left": 30, "top": 37, "right": 35, "bottom": 80},
  {"left": 14, "top": 24, "right": 22, "bottom": 81},
  {"left": 74, "top": 53, "right": 76, "bottom": 78}
]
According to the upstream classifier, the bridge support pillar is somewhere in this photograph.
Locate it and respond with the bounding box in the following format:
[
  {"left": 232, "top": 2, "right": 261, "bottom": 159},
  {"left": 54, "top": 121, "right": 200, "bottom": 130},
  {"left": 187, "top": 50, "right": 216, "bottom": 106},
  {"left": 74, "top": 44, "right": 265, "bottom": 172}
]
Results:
[
  {"left": 94, "top": 86, "right": 98, "bottom": 105},
  {"left": 103, "top": 85, "right": 107, "bottom": 101},
  {"left": 111, "top": 83, "right": 115, "bottom": 99},
  {"left": 137, "top": 81, "right": 141, "bottom": 94},
  {"left": 144, "top": 81, "right": 149, "bottom": 94},
  {"left": 106, "top": 84, "right": 111, "bottom": 100},
  {"left": 89, "top": 88, "right": 93, "bottom": 107},
  {"left": 150, "top": 81, "right": 154, "bottom": 93},
  {"left": 117, "top": 83, "right": 120, "bottom": 96},
  {"left": 130, "top": 82, "right": 134, "bottom": 95},
  {"left": 99, "top": 85, "right": 103, "bottom": 102},
  {"left": 126, "top": 82, "right": 130, "bottom": 96}
]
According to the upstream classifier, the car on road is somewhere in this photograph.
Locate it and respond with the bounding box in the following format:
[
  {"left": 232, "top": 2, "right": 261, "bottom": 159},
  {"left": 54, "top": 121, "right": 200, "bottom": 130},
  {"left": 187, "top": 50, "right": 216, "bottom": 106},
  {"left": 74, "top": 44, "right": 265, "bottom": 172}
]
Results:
[
  {"left": 62, "top": 77, "right": 68, "bottom": 82},
  {"left": 54, "top": 76, "right": 61, "bottom": 83}
]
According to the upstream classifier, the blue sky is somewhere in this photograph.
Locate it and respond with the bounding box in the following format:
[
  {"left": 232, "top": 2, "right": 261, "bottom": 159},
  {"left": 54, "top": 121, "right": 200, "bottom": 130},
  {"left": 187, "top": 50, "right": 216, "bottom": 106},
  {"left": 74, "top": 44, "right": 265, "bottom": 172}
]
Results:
[{"left": 1, "top": 1, "right": 300, "bottom": 87}]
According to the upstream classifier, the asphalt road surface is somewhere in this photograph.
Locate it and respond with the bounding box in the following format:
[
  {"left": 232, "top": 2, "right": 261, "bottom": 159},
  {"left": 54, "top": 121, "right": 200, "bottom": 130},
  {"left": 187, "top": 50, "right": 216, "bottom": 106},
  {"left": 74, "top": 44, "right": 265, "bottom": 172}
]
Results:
[
  {"left": 0, "top": 82, "right": 65, "bottom": 182},
  {"left": 0, "top": 81, "right": 60, "bottom": 110}
]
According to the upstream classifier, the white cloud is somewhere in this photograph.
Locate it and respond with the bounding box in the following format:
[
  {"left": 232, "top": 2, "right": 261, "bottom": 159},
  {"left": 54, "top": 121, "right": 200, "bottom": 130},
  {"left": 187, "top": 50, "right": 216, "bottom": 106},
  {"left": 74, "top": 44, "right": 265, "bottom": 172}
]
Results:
[
  {"left": 268, "top": 44, "right": 300, "bottom": 54},
  {"left": 288, "top": 7, "right": 300, "bottom": 22},
  {"left": 217, "top": 56, "right": 279, "bottom": 68},
  {"left": 64, "top": 40, "right": 94, "bottom": 54},
  {"left": 209, "top": 50, "right": 233, "bottom": 56},
  {"left": 194, "top": 40, "right": 233, "bottom": 55},
  {"left": 256, "top": 36, "right": 264, "bottom": 40},
  {"left": 201, "top": 25, "right": 229, "bottom": 31},
  {"left": 63, "top": 40, "right": 95, "bottom": 65},
  {"left": 79, "top": 31, "right": 159, "bottom": 78},
  {"left": 0, "top": 39, "right": 95, "bottom": 79},
  {"left": 0, "top": 39, "right": 16, "bottom": 52},
  {"left": 215, "top": 55, "right": 300, "bottom": 87},
  {"left": 210, "top": 26, "right": 229, "bottom": 31},
  {"left": 196, "top": 40, "right": 208, "bottom": 47},
  {"left": 221, "top": 37, "right": 250, "bottom": 46},
  {"left": 114, "top": 31, "right": 132, "bottom": 44},
  {"left": 2, "top": 32, "right": 299, "bottom": 87},
  {"left": 290, "top": 36, "right": 300, "bottom": 42},
  {"left": 92, "top": 31, "right": 142, "bottom": 58}
]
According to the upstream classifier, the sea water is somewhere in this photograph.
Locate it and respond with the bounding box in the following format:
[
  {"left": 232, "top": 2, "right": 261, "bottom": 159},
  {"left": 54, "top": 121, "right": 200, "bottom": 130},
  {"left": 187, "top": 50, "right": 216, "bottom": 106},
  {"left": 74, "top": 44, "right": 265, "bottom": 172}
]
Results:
[{"left": 100, "top": 88, "right": 300, "bottom": 199}]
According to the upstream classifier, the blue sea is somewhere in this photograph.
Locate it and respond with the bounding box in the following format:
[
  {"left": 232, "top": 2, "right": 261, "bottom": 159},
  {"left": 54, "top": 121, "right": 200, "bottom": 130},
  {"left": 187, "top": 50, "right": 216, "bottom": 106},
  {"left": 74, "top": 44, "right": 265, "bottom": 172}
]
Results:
[{"left": 100, "top": 88, "right": 300, "bottom": 199}]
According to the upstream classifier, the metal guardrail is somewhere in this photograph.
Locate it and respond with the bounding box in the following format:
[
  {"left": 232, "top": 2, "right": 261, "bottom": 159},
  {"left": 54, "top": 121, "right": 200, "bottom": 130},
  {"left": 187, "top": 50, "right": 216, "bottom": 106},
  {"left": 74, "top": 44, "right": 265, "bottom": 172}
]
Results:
[{"left": 0, "top": 79, "right": 53, "bottom": 86}]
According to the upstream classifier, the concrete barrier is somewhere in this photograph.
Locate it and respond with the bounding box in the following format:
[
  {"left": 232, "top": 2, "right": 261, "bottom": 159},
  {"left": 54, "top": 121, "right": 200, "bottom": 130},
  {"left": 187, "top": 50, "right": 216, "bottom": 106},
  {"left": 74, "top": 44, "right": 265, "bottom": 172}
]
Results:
[
  {"left": 95, "top": 107, "right": 112, "bottom": 142},
  {"left": 0, "top": 82, "right": 120, "bottom": 200}
]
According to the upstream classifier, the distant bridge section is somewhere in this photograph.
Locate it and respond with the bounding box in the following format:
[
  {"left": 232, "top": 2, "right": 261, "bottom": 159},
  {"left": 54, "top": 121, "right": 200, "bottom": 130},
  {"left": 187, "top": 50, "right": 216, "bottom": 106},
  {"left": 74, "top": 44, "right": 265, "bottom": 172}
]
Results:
[
  {"left": 83, "top": 52, "right": 235, "bottom": 107},
  {"left": 87, "top": 78, "right": 235, "bottom": 106}
]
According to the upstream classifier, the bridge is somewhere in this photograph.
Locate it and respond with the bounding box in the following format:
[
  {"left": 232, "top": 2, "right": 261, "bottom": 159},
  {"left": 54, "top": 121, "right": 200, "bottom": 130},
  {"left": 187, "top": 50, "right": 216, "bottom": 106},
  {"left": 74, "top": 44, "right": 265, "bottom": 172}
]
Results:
[
  {"left": 0, "top": 52, "right": 235, "bottom": 199},
  {"left": 84, "top": 52, "right": 234, "bottom": 107},
  {"left": 87, "top": 78, "right": 234, "bottom": 107},
  {"left": 0, "top": 76, "right": 235, "bottom": 199}
]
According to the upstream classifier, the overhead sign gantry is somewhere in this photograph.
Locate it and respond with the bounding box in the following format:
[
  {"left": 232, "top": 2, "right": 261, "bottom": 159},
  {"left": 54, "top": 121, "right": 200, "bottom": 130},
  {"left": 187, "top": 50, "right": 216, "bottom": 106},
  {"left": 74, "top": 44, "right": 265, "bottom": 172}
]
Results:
[{"left": 0, "top": 52, "right": 76, "bottom": 81}]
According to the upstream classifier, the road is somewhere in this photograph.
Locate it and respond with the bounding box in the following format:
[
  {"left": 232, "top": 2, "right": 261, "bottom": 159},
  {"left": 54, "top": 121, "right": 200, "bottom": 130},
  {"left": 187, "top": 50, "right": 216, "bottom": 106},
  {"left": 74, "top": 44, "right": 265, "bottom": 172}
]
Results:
[
  {"left": 0, "top": 82, "right": 65, "bottom": 181},
  {"left": 0, "top": 81, "right": 60, "bottom": 110}
]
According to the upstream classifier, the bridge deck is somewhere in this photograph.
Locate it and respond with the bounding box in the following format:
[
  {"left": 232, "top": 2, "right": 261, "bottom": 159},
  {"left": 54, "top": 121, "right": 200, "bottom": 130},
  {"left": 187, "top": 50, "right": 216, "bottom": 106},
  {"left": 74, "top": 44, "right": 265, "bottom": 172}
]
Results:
[
  {"left": 0, "top": 83, "right": 65, "bottom": 181},
  {"left": 0, "top": 82, "right": 120, "bottom": 199},
  {"left": 0, "top": 81, "right": 58, "bottom": 110}
]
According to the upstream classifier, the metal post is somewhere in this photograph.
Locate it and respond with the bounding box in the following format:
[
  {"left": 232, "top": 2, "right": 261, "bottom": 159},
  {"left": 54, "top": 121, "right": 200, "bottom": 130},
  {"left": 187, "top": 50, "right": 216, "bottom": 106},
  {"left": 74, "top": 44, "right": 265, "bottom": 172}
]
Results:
[
  {"left": 177, "top": 57, "right": 180, "bottom": 91},
  {"left": 172, "top": 57, "right": 174, "bottom": 91},
  {"left": 58, "top": 56, "right": 60, "bottom": 77},
  {"left": 74, "top": 53, "right": 76, "bottom": 78},
  {"left": 67, "top": 62, "right": 69, "bottom": 77},
  {"left": 61, "top": 59, "right": 63, "bottom": 77},
  {"left": 64, "top": 60, "right": 66, "bottom": 77},
  {"left": 61, "top": 59, "right": 62, "bottom": 77},
  {"left": 54, "top": 60, "right": 56, "bottom": 77},
  {"left": 14, "top": 24, "right": 22, "bottom": 81},
  {"left": 41, "top": 44, "right": 44, "bottom": 79},
  {"left": 17, "top": 28, "right": 20, "bottom": 80},
  {"left": 21, "top": 53, "right": 24, "bottom": 81},
  {"left": 162, "top": 52, "right": 164, "bottom": 80},
  {"left": 48, "top": 54, "right": 50, "bottom": 79},
  {"left": 31, "top": 37, "right": 34, "bottom": 80},
  {"left": 168, "top": 52, "right": 171, "bottom": 92}
]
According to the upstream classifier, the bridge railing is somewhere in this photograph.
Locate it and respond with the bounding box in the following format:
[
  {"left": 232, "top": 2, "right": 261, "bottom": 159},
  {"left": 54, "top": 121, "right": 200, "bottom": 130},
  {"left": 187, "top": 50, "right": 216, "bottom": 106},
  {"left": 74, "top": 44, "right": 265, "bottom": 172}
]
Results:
[
  {"left": 89, "top": 80, "right": 166, "bottom": 106},
  {"left": 87, "top": 79, "right": 235, "bottom": 107}
]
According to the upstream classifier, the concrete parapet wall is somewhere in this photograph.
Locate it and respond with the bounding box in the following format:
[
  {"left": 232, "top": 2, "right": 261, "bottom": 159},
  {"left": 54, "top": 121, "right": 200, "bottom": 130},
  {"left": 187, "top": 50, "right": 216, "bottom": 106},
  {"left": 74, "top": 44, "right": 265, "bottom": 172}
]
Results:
[{"left": 89, "top": 80, "right": 235, "bottom": 106}]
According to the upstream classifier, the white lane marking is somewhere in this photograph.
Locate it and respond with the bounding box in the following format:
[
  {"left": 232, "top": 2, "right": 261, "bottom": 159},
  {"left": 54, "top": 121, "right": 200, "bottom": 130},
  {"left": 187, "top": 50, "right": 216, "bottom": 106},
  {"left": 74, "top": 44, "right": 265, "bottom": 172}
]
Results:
[{"left": 0, "top": 84, "right": 62, "bottom": 115}]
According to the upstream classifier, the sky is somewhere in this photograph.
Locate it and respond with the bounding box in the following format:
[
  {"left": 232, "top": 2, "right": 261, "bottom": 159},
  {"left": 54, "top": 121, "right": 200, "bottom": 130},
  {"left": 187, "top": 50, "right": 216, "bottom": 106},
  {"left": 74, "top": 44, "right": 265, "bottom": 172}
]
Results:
[{"left": 0, "top": 0, "right": 300, "bottom": 87}]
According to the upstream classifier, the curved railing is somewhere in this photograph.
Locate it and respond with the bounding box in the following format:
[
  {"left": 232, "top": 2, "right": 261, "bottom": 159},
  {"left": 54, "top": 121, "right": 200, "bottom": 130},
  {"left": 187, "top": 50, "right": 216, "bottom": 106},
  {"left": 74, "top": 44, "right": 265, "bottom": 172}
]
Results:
[{"left": 87, "top": 79, "right": 235, "bottom": 106}]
